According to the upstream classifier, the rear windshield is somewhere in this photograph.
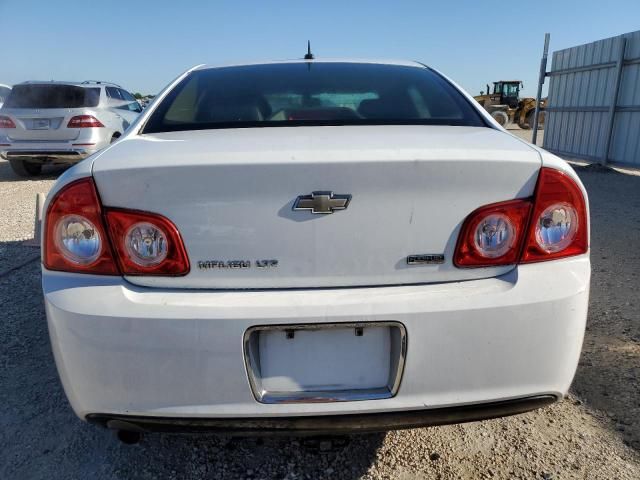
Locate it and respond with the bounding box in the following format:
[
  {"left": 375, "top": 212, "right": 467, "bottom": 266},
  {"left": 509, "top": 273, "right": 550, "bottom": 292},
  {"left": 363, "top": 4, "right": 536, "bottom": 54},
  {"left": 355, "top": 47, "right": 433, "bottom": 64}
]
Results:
[
  {"left": 4, "top": 85, "right": 100, "bottom": 109},
  {"left": 143, "top": 63, "right": 485, "bottom": 133}
]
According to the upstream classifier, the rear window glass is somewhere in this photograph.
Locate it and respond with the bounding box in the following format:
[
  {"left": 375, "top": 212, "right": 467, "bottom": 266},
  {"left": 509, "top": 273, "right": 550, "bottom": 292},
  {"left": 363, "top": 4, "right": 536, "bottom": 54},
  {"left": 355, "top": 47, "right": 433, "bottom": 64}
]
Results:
[
  {"left": 107, "top": 86, "right": 142, "bottom": 113},
  {"left": 4, "top": 85, "right": 100, "bottom": 108},
  {"left": 143, "top": 63, "right": 485, "bottom": 133}
]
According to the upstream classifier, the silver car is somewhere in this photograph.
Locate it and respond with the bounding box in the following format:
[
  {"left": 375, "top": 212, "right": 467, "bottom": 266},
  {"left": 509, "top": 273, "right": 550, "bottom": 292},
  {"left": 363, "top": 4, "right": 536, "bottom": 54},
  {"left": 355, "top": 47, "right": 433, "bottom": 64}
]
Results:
[{"left": 0, "top": 81, "right": 142, "bottom": 176}]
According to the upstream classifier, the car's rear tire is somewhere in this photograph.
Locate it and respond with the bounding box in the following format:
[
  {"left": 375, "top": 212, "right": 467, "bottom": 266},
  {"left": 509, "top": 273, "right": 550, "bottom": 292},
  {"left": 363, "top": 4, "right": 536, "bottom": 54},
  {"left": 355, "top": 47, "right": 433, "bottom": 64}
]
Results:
[{"left": 9, "top": 159, "right": 43, "bottom": 177}]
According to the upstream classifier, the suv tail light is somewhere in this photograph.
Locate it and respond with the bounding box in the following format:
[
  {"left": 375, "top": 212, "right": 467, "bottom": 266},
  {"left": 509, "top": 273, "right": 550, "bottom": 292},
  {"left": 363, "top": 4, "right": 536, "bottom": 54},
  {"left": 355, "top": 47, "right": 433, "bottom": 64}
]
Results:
[
  {"left": 455, "top": 167, "right": 588, "bottom": 267},
  {"left": 67, "top": 115, "right": 104, "bottom": 128},
  {"left": 0, "top": 115, "right": 16, "bottom": 128},
  {"left": 44, "top": 178, "right": 189, "bottom": 276}
]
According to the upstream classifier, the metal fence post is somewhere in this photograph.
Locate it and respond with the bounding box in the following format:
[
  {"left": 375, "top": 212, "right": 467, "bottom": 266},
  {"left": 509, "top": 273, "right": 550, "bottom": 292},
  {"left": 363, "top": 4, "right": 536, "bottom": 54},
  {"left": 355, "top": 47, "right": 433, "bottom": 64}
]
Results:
[
  {"left": 602, "top": 36, "right": 627, "bottom": 166},
  {"left": 532, "top": 33, "right": 550, "bottom": 145}
]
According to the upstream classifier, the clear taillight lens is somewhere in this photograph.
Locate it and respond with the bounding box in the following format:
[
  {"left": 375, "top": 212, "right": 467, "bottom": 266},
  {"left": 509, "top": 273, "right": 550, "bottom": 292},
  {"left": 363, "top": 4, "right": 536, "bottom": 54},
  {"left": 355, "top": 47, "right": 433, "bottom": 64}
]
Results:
[
  {"left": 474, "top": 213, "right": 516, "bottom": 258},
  {"left": 54, "top": 214, "right": 102, "bottom": 265},
  {"left": 105, "top": 209, "right": 190, "bottom": 276},
  {"left": 125, "top": 222, "right": 168, "bottom": 267},
  {"left": 534, "top": 202, "right": 579, "bottom": 253}
]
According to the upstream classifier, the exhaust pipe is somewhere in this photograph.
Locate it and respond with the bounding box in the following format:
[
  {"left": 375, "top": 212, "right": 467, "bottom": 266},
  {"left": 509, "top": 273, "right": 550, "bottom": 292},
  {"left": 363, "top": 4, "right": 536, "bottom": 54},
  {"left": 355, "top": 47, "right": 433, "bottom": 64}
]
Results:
[
  {"left": 116, "top": 429, "right": 142, "bottom": 445},
  {"left": 106, "top": 419, "right": 144, "bottom": 444}
]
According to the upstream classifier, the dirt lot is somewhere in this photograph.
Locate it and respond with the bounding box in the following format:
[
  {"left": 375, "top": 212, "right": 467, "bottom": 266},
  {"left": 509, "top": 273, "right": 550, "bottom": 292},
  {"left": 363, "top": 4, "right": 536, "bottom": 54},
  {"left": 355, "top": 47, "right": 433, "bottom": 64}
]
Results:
[{"left": 1, "top": 141, "right": 639, "bottom": 478}]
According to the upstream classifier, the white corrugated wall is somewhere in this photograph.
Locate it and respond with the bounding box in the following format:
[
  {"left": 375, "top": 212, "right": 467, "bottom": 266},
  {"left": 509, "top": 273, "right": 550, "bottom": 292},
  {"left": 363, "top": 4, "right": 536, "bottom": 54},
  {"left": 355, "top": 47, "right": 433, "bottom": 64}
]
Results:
[{"left": 543, "top": 30, "right": 640, "bottom": 167}]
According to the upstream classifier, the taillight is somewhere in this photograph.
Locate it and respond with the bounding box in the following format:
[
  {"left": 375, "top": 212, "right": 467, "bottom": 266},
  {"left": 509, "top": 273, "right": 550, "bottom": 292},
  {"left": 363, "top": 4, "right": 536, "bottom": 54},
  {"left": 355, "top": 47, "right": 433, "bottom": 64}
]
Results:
[
  {"left": 0, "top": 115, "right": 16, "bottom": 128},
  {"left": 105, "top": 209, "right": 190, "bottom": 275},
  {"left": 521, "top": 168, "right": 588, "bottom": 263},
  {"left": 454, "top": 200, "right": 532, "bottom": 267},
  {"left": 44, "top": 178, "right": 190, "bottom": 276},
  {"left": 67, "top": 115, "right": 104, "bottom": 128},
  {"left": 43, "top": 178, "right": 119, "bottom": 274},
  {"left": 455, "top": 167, "right": 588, "bottom": 267}
]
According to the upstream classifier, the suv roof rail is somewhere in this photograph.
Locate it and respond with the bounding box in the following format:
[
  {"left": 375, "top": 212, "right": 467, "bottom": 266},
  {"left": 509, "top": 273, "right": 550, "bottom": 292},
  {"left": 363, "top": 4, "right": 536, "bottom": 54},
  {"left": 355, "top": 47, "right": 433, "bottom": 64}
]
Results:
[
  {"left": 81, "top": 80, "right": 123, "bottom": 88},
  {"left": 22, "top": 80, "right": 80, "bottom": 84}
]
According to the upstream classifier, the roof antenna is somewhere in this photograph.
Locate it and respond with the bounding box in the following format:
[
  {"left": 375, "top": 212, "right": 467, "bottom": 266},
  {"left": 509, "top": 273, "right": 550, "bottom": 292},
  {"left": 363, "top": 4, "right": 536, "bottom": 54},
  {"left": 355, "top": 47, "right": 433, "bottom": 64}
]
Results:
[{"left": 304, "top": 40, "right": 314, "bottom": 60}]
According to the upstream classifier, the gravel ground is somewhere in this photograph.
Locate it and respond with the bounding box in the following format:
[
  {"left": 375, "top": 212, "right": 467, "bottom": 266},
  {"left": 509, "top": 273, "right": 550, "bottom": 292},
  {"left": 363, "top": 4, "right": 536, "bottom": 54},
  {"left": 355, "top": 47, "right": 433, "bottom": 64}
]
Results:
[
  {"left": 507, "top": 125, "right": 544, "bottom": 147},
  {"left": 1, "top": 149, "right": 639, "bottom": 479}
]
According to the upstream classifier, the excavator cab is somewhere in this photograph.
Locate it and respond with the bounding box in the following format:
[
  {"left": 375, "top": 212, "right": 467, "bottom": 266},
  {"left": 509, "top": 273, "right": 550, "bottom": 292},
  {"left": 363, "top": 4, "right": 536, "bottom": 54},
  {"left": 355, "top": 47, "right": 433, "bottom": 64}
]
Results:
[{"left": 493, "top": 81, "right": 522, "bottom": 109}]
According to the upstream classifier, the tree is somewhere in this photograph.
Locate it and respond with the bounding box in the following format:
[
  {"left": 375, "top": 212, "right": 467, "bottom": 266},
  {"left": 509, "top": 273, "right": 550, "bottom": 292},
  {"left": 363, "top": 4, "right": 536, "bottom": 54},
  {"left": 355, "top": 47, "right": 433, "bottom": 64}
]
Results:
[{"left": 134, "top": 92, "right": 142, "bottom": 99}]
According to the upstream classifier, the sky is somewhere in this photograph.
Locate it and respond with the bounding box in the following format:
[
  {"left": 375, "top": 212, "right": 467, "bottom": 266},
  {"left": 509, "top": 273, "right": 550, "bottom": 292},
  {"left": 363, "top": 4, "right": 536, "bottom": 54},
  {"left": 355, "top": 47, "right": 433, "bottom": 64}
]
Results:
[{"left": 1, "top": 0, "right": 639, "bottom": 97}]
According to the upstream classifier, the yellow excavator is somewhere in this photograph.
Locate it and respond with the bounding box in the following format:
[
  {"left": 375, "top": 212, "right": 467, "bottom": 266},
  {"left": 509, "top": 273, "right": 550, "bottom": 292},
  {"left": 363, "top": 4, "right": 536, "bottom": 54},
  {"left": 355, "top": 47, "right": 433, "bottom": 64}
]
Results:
[{"left": 474, "top": 81, "right": 545, "bottom": 129}]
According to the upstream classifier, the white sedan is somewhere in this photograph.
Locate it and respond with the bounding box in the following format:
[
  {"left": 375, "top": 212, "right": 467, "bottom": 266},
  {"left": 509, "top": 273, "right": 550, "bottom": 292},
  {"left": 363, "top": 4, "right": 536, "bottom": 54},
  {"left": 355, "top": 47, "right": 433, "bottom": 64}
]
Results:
[{"left": 42, "top": 59, "right": 590, "bottom": 442}]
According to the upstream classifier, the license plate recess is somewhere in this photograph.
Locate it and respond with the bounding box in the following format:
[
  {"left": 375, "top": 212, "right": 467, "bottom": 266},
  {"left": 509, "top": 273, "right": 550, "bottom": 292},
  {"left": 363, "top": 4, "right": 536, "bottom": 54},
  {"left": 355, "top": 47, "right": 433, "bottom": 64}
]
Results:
[{"left": 243, "top": 322, "right": 406, "bottom": 404}]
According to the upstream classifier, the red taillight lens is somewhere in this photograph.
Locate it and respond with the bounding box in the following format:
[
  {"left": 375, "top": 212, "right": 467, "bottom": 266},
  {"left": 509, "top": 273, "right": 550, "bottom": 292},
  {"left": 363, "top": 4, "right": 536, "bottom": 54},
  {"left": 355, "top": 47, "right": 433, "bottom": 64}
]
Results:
[
  {"left": 105, "top": 209, "right": 190, "bottom": 275},
  {"left": 0, "top": 115, "right": 16, "bottom": 128},
  {"left": 67, "top": 115, "right": 104, "bottom": 128},
  {"left": 43, "top": 178, "right": 119, "bottom": 274},
  {"left": 454, "top": 199, "right": 532, "bottom": 267},
  {"left": 455, "top": 167, "right": 588, "bottom": 267},
  {"left": 521, "top": 168, "right": 588, "bottom": 263}
]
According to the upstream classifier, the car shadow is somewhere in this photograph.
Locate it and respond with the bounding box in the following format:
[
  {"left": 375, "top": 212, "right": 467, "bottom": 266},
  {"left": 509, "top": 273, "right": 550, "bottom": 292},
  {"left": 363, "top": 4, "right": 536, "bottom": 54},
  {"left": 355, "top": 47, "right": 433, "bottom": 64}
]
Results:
[
  {"left": 570, "top": 165, "right": 640, "bottom": 451},
  {"left": 0, "top": 238, "right": 384, "bottom": 479},
  {"left": 0, "top": 158, "right": 69, "bottom": 182}
]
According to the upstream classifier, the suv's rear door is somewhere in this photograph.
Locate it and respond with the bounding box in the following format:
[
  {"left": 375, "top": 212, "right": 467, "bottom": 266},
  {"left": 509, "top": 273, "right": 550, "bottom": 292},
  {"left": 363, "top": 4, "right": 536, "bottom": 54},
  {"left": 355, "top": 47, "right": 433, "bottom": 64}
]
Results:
[{"left": 2, "top": 84, "right": 100, "bottom": 141}]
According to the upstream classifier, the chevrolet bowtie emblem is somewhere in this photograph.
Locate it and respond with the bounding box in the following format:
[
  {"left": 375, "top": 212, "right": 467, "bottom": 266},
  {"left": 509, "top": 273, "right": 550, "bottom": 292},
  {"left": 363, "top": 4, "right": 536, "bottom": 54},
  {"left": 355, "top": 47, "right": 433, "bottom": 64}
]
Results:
[{"left": 293, "top": 191, "right": 351, "bottom": 214}]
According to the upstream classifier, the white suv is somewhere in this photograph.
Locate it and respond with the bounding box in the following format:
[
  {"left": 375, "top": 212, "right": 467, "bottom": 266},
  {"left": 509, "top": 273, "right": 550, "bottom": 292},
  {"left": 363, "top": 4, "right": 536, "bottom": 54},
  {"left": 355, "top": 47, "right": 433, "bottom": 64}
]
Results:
[{"left": 0, "top": 81, "right": 142, "bottom": 176}]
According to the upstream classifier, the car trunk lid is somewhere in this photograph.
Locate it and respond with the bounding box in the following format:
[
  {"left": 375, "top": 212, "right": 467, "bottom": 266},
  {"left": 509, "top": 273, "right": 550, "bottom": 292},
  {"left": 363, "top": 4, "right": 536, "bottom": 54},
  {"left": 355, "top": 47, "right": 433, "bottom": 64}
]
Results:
[{"left": 92, "top": 125, "right": 541, "bottom": 289}]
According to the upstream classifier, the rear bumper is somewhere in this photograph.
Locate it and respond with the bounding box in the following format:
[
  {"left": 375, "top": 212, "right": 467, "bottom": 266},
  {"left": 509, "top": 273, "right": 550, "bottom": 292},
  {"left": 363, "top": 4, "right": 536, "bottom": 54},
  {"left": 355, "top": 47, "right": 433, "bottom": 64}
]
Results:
[
  {"left": 1, "top": 147, "right": 96, "bottom": 163},
  {"left": 43, "top": 256, "right": 590, "bottom": 429},
  {"left": 87, "top": 395, "right": 557, "bottom": 434}
]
